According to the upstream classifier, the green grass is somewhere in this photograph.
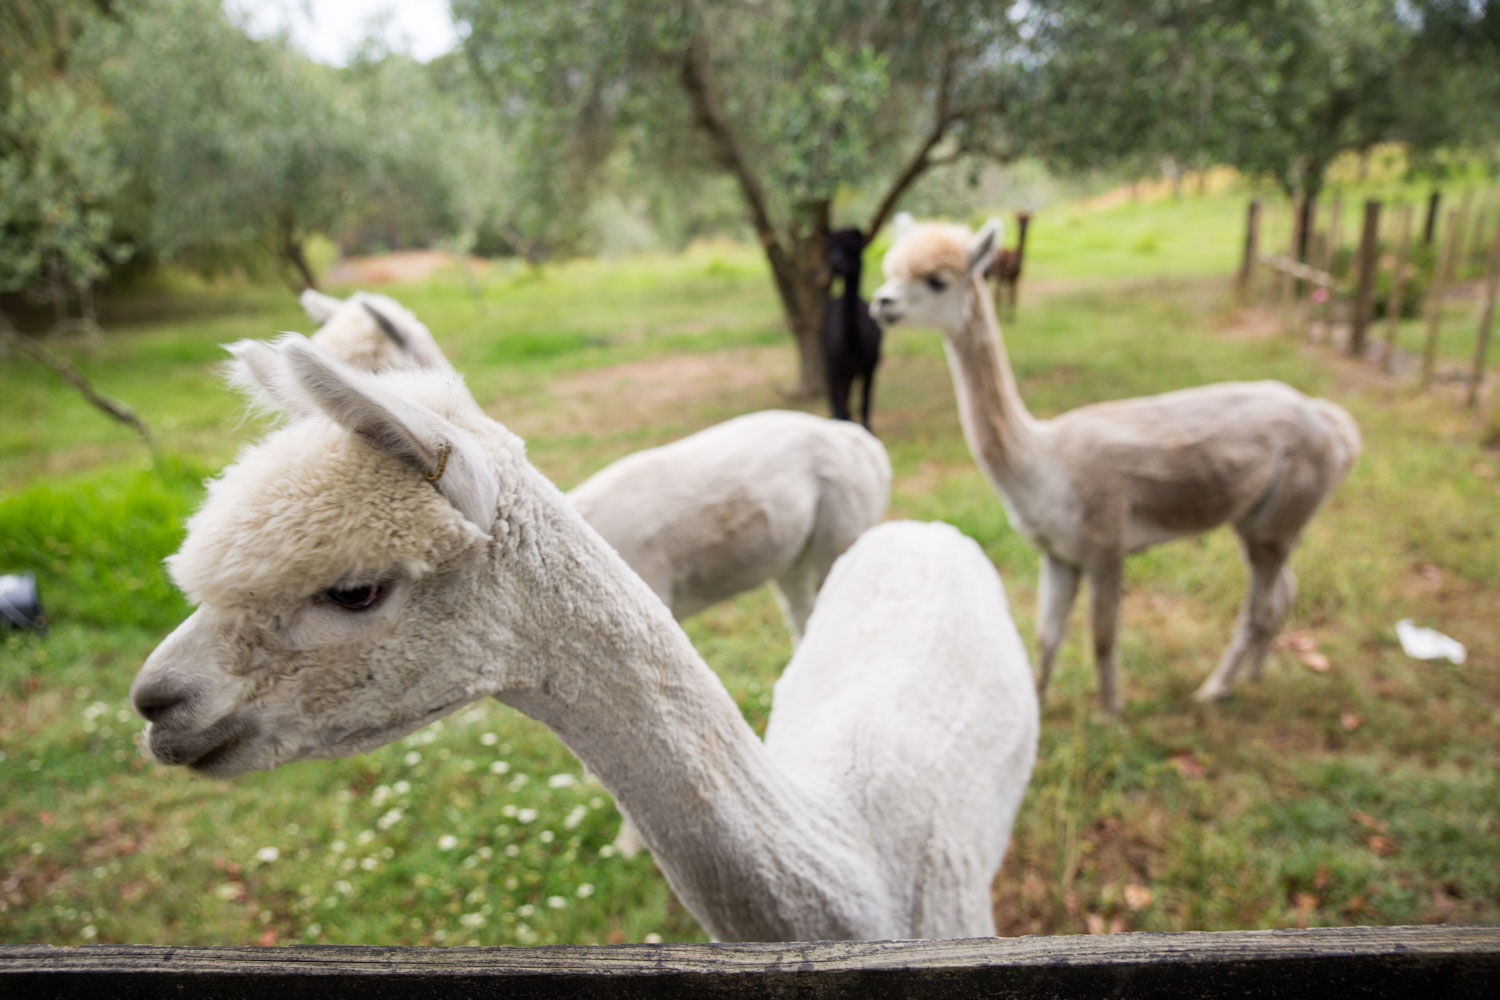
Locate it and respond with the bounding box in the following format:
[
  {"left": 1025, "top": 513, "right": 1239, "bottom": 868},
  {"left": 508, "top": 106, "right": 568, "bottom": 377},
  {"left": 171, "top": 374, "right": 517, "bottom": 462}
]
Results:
[{"left": 2, "top": 185, "right": 1498, "bottom": 947}]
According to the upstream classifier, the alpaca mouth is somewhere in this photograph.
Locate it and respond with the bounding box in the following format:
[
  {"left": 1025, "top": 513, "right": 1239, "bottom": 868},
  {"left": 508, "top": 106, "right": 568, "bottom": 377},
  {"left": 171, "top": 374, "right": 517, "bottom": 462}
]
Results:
[{"left": 147, "top": 715, "right": 259, "bottom": 776}]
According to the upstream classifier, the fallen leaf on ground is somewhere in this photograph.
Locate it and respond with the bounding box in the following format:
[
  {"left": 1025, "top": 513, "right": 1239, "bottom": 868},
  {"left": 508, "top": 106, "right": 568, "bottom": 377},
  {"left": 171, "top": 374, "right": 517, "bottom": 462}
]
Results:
[
  {"left": 1294, "top": 892, "right": 1318, "bottom": 929},
  {"left": 1169, "top": 750, "right": 1206, "bottom": 779},
  {"left": 1085, "top": 913, "right": 1106, "bottom": 935},
  {"left": 1314, "top": 864, "right": 1330, "bottom": 891},
  {"left": 1340, "top": 712, "right": 1362, "bottom": 731},
  {"left": 1299, "top": 650, "right": 1331, "bottom": 672},
  {"left": 1367, "top": 835, "right": 1397, "bottom": 857},
  {"left": 1124, "top": 884, "right": 1153, "bottom": 910},
  {"left": 1351, "top": 810, "right": 1387, "bottom": 833},
  {"left": 256, "top": 929, "right": 277, "bottom": 947}
]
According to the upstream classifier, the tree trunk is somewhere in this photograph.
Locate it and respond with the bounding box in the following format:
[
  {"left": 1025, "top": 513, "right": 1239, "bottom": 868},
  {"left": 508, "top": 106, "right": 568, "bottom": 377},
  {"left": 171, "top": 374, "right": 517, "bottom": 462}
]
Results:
[
  {"left": 283, "top": 236, "right": 318, "bottom": 292},
  {"left": 767, "top": 218, "right": 832, "bottom": 399}
]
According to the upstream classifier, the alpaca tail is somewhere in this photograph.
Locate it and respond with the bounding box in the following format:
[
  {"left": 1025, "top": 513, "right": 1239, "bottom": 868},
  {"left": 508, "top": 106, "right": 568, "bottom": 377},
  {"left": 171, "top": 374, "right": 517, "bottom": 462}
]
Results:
[{"left": 1312, "top": 398, "right": 1362, "bottom": 483}]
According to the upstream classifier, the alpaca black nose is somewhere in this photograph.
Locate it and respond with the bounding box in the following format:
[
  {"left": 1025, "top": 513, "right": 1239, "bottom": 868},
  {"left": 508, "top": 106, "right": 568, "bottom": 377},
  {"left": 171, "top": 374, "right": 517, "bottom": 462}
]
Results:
[{"left": 131, "top": 680, "right": 191, "bottom": 724}]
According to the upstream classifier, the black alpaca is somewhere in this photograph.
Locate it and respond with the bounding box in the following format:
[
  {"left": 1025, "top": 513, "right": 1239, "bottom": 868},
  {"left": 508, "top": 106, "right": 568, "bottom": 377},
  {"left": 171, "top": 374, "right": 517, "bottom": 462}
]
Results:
[{"left": 822, "top": 228, "right": 883, "bottom": 431}]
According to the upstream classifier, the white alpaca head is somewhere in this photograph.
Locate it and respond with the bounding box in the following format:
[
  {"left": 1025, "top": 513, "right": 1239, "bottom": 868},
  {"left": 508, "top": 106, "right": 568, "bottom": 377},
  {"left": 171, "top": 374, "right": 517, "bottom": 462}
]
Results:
[
  {"left": 871, "top": 217, "right": 1001, "bottom": 332},
  {"left": 132, "top": 335, "right": 520, "bottom": 777},
  {"left": 301, "top": 289, "right": 455, "bottom": 374}
]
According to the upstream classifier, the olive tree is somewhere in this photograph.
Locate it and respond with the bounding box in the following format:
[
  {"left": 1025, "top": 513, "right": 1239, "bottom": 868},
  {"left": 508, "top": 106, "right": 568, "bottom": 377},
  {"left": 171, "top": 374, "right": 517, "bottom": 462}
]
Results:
[{"left": 455, "top": 0, "right": 1025, "bottom": 394}]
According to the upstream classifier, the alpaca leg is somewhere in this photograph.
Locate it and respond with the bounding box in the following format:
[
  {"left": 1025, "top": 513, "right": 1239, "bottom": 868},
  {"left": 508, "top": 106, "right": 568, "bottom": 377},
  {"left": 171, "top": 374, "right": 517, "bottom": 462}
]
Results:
[
  {"left": 770, "top": 555, "right": 823, "bottom": 646},
  {"left": 613, "top": 814, "right": 646, "bottom": 859},
  {"left": 1193, "top": 540, "right": 1292, "bottom": 702},
  {"left": 1088, "top": 558, "right": 1125, "bottom": 716},
  {"left": 1035, "top": 555, "right": 1081, "bottom": 698},
  {"left": 828, "top": 372, "right": 854, "bottom": 422},
  {"left": 858, "top": 367, "right": 876, "bottom": 432},
  {"left": 1247, "top": 564, "right": 1296, "bottom": 681}
]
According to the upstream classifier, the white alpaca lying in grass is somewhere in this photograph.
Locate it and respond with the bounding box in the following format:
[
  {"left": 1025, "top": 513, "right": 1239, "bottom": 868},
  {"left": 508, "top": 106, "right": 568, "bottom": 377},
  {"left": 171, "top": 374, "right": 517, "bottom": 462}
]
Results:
[
  {"left": 301, "top": 289, "right": 455, "bottom": 374},
  {"left": 130, "top": 336, "right": 1040, "bottom": 941}
]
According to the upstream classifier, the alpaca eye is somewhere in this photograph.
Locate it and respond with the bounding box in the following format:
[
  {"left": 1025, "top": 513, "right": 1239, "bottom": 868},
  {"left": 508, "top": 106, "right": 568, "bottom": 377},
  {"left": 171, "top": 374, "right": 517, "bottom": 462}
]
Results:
[
  {"left": 323, "top": 583, "right": 386, "bottom": 611},
  {"left": 925, "top": 275, "right": 948, "bottom": 292}
]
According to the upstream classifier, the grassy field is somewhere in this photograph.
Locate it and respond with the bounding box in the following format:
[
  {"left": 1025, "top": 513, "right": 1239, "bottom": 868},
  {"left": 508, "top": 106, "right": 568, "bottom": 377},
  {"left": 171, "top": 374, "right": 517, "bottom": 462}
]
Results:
[{"left": 1, "top": 185, "right": 1497, "bottom": 947}]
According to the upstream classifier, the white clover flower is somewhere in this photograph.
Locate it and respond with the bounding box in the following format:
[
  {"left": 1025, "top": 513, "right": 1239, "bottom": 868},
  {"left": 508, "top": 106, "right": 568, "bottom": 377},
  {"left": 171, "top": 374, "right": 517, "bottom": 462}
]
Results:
[
  {"left": 359, "top": 857, "right": 377, "bottom": 871},
  {"left": 546, "top": 896, "right": 566, "bottom": 910},
  {"left": 576, "top": 883, "right": 595, "bottom": 899},
  {"left": 516, "top": 808, "right": 538, "bottom": 824},
  {"left": 598, "top": 845, "right": 617, "bottom": 859},
  {"left": 538, "top": 830, "right": 555, "bottom": 844},
  {"left": 480, "top": 732, "right": 498, "bottom": 747},
  {"left": 371, "top": 785, "right": 391, "bottom": 807},
  {"left": 356, "top": 830, "right": 375, "bottom": 846},
  {"left": 517, "top": 903, "right": 536, "bottom": 918},
  {"left": 459, "top": 912, "right": 486, "bottom": 929},
  {"left": 504, "top": 845, "right": 520, "bottom": 858},
  {"left": 478, "top": 846, "right": 494, "bottom": 861},
  {"left": 563, "top": 805, "right": 587, "bottom": 830},
  {"left": 334, "top": 880, "right": 354, "bottom": 896},
  {"left": 377, "top": 808, "right": 404, "bottom": 831},
  {"left": 437, "top": 834, "right": 459, "bottom": 851},
  {"left": 404, "top": 751, "right": 422, "bottom": 766},
  {"left": 330, "top": 840, "right": 346, "bottom": 855},
  {"left": 489, "top": 760, "right": 510, "bottom": 775},
  {"left": 255, "top": 846, "right": 280, "bottom": 864},
  {"left": 547, "top": 773, "right": 577, "bottom": 789},
  {"left": 643, "top": 933, "right": 663, "bottom": 944},
  {"left": 393, "top": 780, "right": 411, "bottom": 795}
]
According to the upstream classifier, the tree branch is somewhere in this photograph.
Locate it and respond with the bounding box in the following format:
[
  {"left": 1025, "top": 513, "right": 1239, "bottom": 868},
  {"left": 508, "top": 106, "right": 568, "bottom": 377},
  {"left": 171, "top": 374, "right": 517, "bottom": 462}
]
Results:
[
  {"left": 1, "top": 313, "right": 154, "bottom": 445},
  {"left": 865, "top": 47, "right": 960, "bottom": 239},
  {"left": 679, "top": 29, "right": 787, "bottom": 269}
]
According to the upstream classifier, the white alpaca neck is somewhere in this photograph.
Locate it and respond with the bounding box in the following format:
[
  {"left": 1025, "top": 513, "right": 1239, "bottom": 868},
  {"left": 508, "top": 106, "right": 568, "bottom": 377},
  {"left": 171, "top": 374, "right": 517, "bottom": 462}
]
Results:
[
  {"left": 489, "top": 468, "right": 874, "bottom": 941},
  {"left": 940, "top": 276, "right": 1043, "bottom": 494}
]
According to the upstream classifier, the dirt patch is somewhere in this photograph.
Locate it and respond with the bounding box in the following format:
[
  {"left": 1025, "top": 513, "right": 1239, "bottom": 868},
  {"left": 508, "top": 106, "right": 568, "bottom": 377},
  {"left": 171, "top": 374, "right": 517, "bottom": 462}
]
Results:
[
  {"left": 325, "top": 251, "right": 486, "bottom": 286},
  {"left": 532, "top": 346, "right": 796, "bottom": 437}
]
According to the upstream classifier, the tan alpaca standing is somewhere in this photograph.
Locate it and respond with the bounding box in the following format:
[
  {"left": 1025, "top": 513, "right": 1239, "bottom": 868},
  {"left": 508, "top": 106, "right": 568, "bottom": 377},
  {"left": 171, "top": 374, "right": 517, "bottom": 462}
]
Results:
[{"left": 872, "top": 217, "right": 1361, "bottom": 714}]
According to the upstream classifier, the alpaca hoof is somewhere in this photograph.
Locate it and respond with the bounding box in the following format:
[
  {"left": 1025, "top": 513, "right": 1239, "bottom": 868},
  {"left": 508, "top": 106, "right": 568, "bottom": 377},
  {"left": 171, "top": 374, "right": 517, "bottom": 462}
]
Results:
[{"left": 1192, "top": 682, "right": 1232, "bottom": 703}]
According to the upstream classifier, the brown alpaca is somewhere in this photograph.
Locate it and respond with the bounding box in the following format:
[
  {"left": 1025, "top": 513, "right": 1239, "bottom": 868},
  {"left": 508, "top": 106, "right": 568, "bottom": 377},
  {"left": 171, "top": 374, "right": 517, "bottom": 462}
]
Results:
[{"left": 985, "top": 212, "right": 1031, "bottom": 317}]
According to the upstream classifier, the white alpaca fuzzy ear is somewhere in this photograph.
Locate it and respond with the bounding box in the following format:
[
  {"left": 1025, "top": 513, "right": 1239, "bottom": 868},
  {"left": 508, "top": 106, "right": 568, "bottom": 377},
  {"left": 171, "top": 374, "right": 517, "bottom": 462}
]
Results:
[
  {"left": 278, "top": 336, "right": 500, "bottom": 532},
  {"left": 299, "top": 288, "right": 345, "bottom": 324},
  {"left": 224, "top": 338, "right": 318, "bottom": 419},
  {"left": 967, "top": 217, "right": 1004, "bottom": 276},
  {"left": 892, "top": 212, "right": 917, "bottom": 239}
]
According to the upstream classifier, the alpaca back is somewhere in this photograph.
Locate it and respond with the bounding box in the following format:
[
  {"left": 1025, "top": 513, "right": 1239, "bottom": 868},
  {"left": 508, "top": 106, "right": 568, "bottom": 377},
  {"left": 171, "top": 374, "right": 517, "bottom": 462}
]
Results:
[
  {"left": 568, "top": 411, "right": 889, "bottom": 619},
  {"left": 764, "top": 521, "right": 1038, "bottom": 937}
]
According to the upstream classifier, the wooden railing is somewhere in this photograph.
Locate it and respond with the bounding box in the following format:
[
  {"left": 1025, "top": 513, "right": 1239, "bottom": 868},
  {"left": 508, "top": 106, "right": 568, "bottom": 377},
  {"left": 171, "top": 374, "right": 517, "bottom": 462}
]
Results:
[{"left": 4, "top": 925, "right": 1498, "bottom": 998}]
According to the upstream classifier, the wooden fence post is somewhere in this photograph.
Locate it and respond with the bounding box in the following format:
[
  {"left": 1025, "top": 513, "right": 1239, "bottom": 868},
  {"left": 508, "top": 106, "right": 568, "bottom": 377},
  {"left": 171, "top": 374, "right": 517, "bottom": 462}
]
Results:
[
  {"left": 1422, "top": 209, "right": 1464, "bottom": 388},
  {"left": 1467, "top": 213, "right": 1500, "bottom": 408},
  {"left": 1350, "top": 199, "right": 1382, "bottom": 357},
  {"left": 1384, "top": 203, "right": 1413, "bottom": 375},
  {"left": 1239, "top": 199, "right": 1261, "bottom": 293},
  {"left": 1278, "top": 199, "right": 1299, "bottom": 317},
  {"left": 1318, "top": 195, "right": 1342, "bottom": 339},
  {"left": 1423, "top": 189, "right": 1442, "bottom": 245}
]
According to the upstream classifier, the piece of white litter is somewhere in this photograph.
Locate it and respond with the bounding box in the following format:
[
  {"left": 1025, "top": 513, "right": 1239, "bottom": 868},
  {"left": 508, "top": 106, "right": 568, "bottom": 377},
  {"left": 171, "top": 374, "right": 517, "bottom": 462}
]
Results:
[{"left": 1395, "top": 619, "right": 1466, "bottom": 664}]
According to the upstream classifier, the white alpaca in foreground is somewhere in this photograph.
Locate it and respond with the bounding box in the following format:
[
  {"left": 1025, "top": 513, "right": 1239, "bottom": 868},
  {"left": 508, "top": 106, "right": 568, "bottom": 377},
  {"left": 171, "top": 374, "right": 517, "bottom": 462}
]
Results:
[
  {"left": 569, "top": 411, "right": 890, "bottom": 642},
  {"left": 572, "top": 411, "right": 890, "bottom": 859},
  {"left": 130, "top": 336, "right": 1039, "bottom": 942},
  {"left": 300, "top": 289, "right": 455, "bottom": 374},
  {"left": 871, "top": 216, "right": 1361, "bottom": 714}
]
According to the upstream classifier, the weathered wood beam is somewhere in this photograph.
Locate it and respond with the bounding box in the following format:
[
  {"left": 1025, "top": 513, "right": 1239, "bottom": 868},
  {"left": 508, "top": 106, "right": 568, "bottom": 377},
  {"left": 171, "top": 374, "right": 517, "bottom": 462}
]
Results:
[{"left": 3, "top": 925, "right": 1498, "bottom": 999}]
